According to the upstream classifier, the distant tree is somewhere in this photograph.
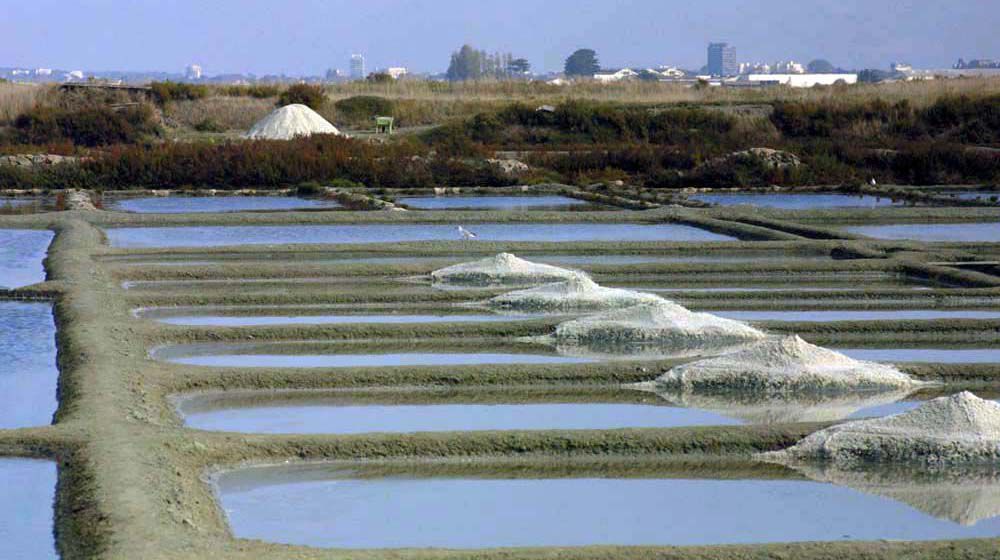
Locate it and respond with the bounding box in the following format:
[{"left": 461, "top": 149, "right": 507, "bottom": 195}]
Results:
[
  {"left": 564, "top": 49, "right": 600, "bottom": 77},
  {"left": 858, "top": 68, "right": 892, "bottom": 83},
  {"left": 366, "top": 72, "right": 393, "bottom": 84},
  {"left": 446, "top": 45, "right": 485, "bottom": 81},
  {"left": 807, "top": 59, "right": 836, "bottom": 73},
  {"left": 637, "top": 69, "right": 662, "bottom": 82},
  {"left": 278, "top": 83, "right": 327, "bottom": 110},
  {"left": 508, "top": 58, "right": 531, "bottom": 75}
]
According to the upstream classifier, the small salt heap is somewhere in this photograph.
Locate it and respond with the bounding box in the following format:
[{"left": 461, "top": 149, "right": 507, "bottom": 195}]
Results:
[
  {"left": 488, "top": 273, "right": 662, "bottom": 311},
  {"left": 431, "top": 253, "right": 579, "bottom": 286},
  {"left": 761, "top": 392, "right": 1000, "bottom": 465},
  {"left": 245, "top": 104, "right": 342, "bottom": 140},
  {"left": 654, "top": 335, "right": 918, "bottom": 393},
  {"left": 554, "top": 299, "right": 765, "bottom": 346}
]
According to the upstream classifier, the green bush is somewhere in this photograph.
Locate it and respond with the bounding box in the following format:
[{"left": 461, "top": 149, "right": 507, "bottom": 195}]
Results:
[
  {"left": 277, "top": 84, "right": 327, "bottom": 110},
  {"left": 12, "top": 105, "right": 158, "bottom": 147},
  {"left": 149, "top": 81, "right": 208, "bottom": 105},
  {"left": 220, "top": 84, "right": 281, "bottom": 98},
  {"left": 193, "top": 118, "right": 224, "bottom": 133},
  {"left": 334, "top": 96, "right": 395, "bottom": 122}
]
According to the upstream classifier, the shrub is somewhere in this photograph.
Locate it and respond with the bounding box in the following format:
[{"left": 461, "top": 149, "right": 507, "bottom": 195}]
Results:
[
  {"left": 277, "top": 84, "right": 327, "bottom": 110},
  {"left": 219, "top": 84, "right": 281, "bottom": 98},
  {"left": 12, "top": 105, "right": 158, "bottom": 147},
  {"left": 193, "top": 118, "right": 225, "bottom": 133},
  {"left": 149, "top": 81, "right": 208, "bottom": 105},
  {"left": 334, "top": 96, "right": 395, "bottom": 122}
]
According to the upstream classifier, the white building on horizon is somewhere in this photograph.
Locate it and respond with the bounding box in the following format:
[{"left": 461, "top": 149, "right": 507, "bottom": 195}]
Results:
[
  {"left": 350, "top": 54, "right": 365, "bottom": 80},
  {"left": 593, "top": 68, "right": 638, "bottom": 83},
  {"left": 745, "top": 73, "right": 857, "bottom": 88},
  {"left": 384, "top": 67, "right": 408, "bottom": 79},
  {"left": 185, "top": 64, "right": 203, "bottom": 80}
]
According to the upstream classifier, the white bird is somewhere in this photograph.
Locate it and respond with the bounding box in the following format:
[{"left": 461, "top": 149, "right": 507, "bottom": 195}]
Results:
[
  {"left": 456, "top": 226, "right": 478, "bottom": 240},
  {"left": 869, "top": 177, "right": 878, "bottom": 186}
]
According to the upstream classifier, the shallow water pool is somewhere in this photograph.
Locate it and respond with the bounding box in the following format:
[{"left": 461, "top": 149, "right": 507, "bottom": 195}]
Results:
[
  {"left": 396, "top": 195, "right": 594, "bottom": 210},
  {"left": 143, "top": 311, "right": 541, "bottom": 327},
  {"left": 105, "top": 223, "right": 734, "bottom": 248},
  {"left": 216, "top": 465, "right": 1000, "bottom": 548},
  {"left": 690, "top": 193, "right": 901, "bottom": 209},
  {"left": 0, "top": 302, "right": 58, "bottom": 428},
  {"left": 0, "top": 229, "right": 52, "bottom": 288},
  {"left": 108, "top": 196, "right": 341, "bottom": 213},
  {"left": 715, "top": 309, "right": 1000, "bottom": 322},
  {"left": 844, "top": 223, "right": 1000, "bottom": 242},
  {"left": 0, "top": 458, "right": 57, "bottom": 559},
  {"left": 154, "top": 344, "right": 593, "bottom": 368},
  {"left": 180, "top": 399, "right": 738, "bottom": 434},
  {"left": 837, "top": 347, "right": 1000, "bottom": 363}
]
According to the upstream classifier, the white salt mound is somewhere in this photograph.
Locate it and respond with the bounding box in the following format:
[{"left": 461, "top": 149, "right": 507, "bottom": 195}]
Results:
[
  {"left": 761, "top": 392, "right": 1000, "bottom": 465},
  {"left": 245, "top": 104, "right": 341, "bottom": 140},
  {"left": 431, "top": 253, "right": 579, "bottom": 286},
  {"left": 488, "top": 274, "right": 662, "bottom": 311},
  {"left": 655, "top": 335, "right": 918, "bottom": 392},
  {"left": 554, "top": 300, "right": 765, "bottom": 346},
  {"left": 646, "top": 387, "right": 914, "bottom": 424}
]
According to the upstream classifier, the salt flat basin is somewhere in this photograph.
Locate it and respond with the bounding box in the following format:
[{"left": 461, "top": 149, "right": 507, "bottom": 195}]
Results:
[
  {"left": 179, "top": 397, "right": 739, "bottom": 434},
  {"left": 216, "top": 465, "right": 1000, "bottom": 548},
  {"left": 0, "top": 229, "right": 52, "bottom": 288},
  {"left": 396, "top": 195, "right": 596, "bottom": 210},
  {"left": 837, "top": 348, "right": 1000, "bottom": 363},
  {"left": 0, "top": 458, "right": 57, "bottom": 559},
  {"left": 153, "top": 343, "right": 594, "bottom": 368},
  {"left": 105, "top": 253, "right": 827, "bottom": 268},
  {"left": 108, "top": 195, "right": 341, "bottom": 213},
  {"left": 845, "top": 223, "right": 1000, "bottom": 242},
  {"left": 0, "top": 302, "right": 58, "bottom": 428},
  {"left": 141, "top": 310, "right": 542, "bottom": 327},
  {"left": 715, "top": 309, "right": 1000, "bottom": 322},
  {"left": 689, "top": 193, "right": 901, "bottom": 209},
  {"left": 104, "top": 223, "right": 735, "bottom": 248}
]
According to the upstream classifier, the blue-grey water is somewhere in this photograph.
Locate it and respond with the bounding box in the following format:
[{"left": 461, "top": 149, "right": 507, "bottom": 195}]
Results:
[
  {"left": 845, "top": 223, "right": 1000, "bottom": 242},
  {"left": 109, "top": 196, "right": 341, "bottom": 213},
  {"left": 715, "top": 310, "right": 1000, "bottom": 322},
  {"left": 949, "top": 191, "right": 1000, "bottom": 202},
  {"left": 217, "top": 469, "right": 1000, "bottom": 548},
  {"left": 837, "top": 348, "right": 1000, "bottom": 363},
  {"left": 181, "top": 401, "right": 739, "bottom": 434},
  {"left": 397, "top": 195, "right": 591, "bottom": 210},
  {"left": 0, "top": 302, "right": 58, "bottom": 428},
  {"left": 157, "top": 349, "right": 593, "bottom": 368},
  {"left": 145, "top": 312, "right": 540, "bottom": 327},
  {"left": 0, "top": 229, "right": 52, "bottom": 288},
  {"left": 690, "top": 193, "right": 901, "bottom": 209},
  {"left": 0, "top": 458, "right": 57, "bottom": 559},
  {"left": 104, "top": 224, "right": 734, "bottom": 248}
]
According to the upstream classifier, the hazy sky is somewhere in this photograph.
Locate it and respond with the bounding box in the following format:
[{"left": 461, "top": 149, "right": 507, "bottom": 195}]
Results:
[{"left": 4, "top": 0, "right": 998, "bottom": 75}]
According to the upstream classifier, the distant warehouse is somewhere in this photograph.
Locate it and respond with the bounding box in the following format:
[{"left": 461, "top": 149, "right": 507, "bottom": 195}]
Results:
[{"left": 744, "top": 73, "right": 858, "bottom": 88}]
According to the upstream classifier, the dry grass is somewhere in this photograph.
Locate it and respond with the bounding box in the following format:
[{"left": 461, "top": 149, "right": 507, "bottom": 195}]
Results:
[
  {"left": 164, "top": 96, "right": 276, "bottom": 131},
  {"left": 0, "top": 82, "right": 47, "bottom": 124}
]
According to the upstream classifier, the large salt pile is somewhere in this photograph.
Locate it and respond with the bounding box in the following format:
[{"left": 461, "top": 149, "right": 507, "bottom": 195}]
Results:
[
  {"left": 431, "top": 253, "right": 579, "bottom": 286},
  {"left": 787, "top": 462, "right": 1000, "bottom": 525},
  {"left": 761, "top": 392, "right": 1000, "bottom": 466},
  {"left": 488, "top": 273, "right": 662, "bottom": 311},
  {"left": 244, "top": 104, "right": 342, "bottom": 140},
  {"left": 646, "top": 387, "right": 913, "bottom": 424},
  {"left": 554, "top": 300, "right": 765, "bottom": 346},
  {"left": 654, "top": 335, "right": 919, "bottom": 393}
]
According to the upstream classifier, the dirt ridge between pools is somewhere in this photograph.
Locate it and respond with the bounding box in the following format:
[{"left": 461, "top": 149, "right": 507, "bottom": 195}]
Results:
[{"left": 1, "top": 205, "right": 1000, "bottom": 558}]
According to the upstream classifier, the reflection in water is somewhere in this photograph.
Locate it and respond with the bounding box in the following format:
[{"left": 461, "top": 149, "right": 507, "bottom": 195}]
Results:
[
  {"left": 644, "top": 387, "right": 915, "bottom": 424},
  {"left": 786, "top": 463, "right": 1000, "bottom": 526},
  {"left": 551, "top": 338, "right": 756, "bottom": 362}
]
